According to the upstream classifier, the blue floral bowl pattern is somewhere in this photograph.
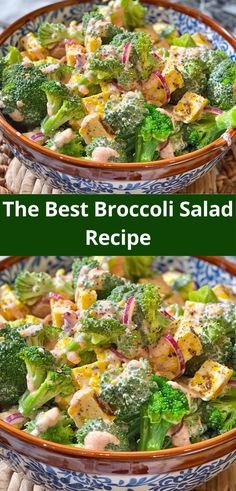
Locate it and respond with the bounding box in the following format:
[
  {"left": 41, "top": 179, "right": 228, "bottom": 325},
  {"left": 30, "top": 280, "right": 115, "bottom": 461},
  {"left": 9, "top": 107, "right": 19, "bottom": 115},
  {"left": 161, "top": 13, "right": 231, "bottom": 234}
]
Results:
[
  {"left": 0, "top": 256, "right": 236, "bottom": 491},
  {"left": 0, "top": 1, "right": 235, "bottom": 194}
]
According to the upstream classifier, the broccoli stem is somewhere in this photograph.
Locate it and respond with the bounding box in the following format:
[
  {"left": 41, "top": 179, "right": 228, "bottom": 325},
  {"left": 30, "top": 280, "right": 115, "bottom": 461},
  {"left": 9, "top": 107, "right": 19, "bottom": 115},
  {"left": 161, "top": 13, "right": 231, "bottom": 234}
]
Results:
[
  {"left": 139, "top": 416, "right": 171, "bottom": 450},
  {"left": 216, "top": 106, "right": 236, "bottom": 132},
  {"left": 135, "top": 138, "right": 157, "bottom": 162}
]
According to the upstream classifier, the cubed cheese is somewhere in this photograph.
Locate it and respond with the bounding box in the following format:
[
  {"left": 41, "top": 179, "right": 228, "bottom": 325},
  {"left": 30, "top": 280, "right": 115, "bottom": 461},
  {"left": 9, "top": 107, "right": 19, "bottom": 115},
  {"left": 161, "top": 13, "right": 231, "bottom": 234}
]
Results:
[
  {"left": 50, "top": 296, "right": 76, "bottom": 327},
  {"left": 79, "top": 113, "right": 113, "bottom": 144},
  {"left": 72, "top": 360, "right": 107, "bottom": 390},
  {"left": 162, "top": 66, "right": 184, "bottom": 94},
  {"left": 68, "top": 387, "right": 112, "bottom": 427},
  {"left": 82, "top": 92, "right": 110, "bottom": 116},
  {"left": 189, "top": 360, "right": 233, "bottom": 400},
  {"left": 21, "top": 33, "right": 46, "bottom": 60},
  {"left": 173, "top": 91, "right": 208, "bottom": 123},
  {"left": 213, "top": 284, "right": 236, "bottom": 303},
  {"left": 175, "top": 320, "right": 202, "bottom": 362},
  {"left": 85, "top": 35, "right": 102, "bottom": 54},
  {"left": 192, "top": 33, "right": 213, "bottom": 48},
  {"left": 65, "top": 41, "right": 86, "bottom": 66},
  {"left": 183, "top": 301, "right": 205, "bottom": 334},
  {"left": 76, "top": 288, "right": 97, "bottom": 310},
  {"left": 0, "top": 285, "right": 28, "bottom": 320}
]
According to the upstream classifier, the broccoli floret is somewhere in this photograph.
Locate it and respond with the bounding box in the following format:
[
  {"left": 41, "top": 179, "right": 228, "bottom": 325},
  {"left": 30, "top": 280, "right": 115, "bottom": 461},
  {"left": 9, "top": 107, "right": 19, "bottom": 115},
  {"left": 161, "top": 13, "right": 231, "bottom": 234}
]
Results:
[
  {"left": 19, "top": 346, "right": 55, "bottom": 391},
  {"left": 112, "top": 31, "right": 157, "bottom": 80},
  {"left": 76, "top": 418, "right": 130, "bottom": 451},
  {"left": 172, "top": 34, "right": 196, "bottom": 48},
  {"left": 82, "top": 11, "right": 122, "bottom": 43},
  {"left": 184, "top": 112, "right": 221, "bottom": 150},
  {"left": 44, "top": 64, "right": 74, "bottom": 83},
  {"left": 135, "top": 104, "right": 174, "bottom": 162},
  {"left": 41, "top": 95, "right": 84, "bottom": 136},
  {"left": 15, "top": 270, "right": 74, "bottom": 305},
  {"left": 215, "top": 105, "right": 236, "bottom": 132},
  {"left": 104, "top": 90, "right": 147, "bottom": 139},
  {"left": 72, "top": 257, "right": 125, "bottom": 298},
  {"left": 197, "top": 319, "right": 233, "bottom": 365},
  {"left": 38, "top": 22, "right": 83, "bottom": 49},
  {"left": 0, "top": 46, "right": 22, "bottom": 88},
  {"left": 139, "top": 376, "right": 189, "bottom": 450},
  {"left": 116, "top": 67, "right": 137, "bottom": 91},
  {"left": 184, "top": 409, "right": 207, "bottom": 443},
  {"left": 189, "top": 285, "right": 218, "bottom": 303},
  {"left": 80, "top": 315, "right": 126, "bottom": 346},
  {"left": 169, "top": 127, "right": 189, "bottom": 156},
  {"left": 109, "top": 0, "right": 147, "bottom": 30},
  {"left": 199, "top": 49, "right": 227, "bottom": 76},
  {"left": 25, "top": 409, "right": 75, "bottom": 444},
  {"left": 88, "top": 45, "right": 123, "bottom": 81},
  {"left": 171, "top": 57, "right": 207, "bottom": 104},
  {"left": 40, "top": 80, "right": 69, "bottom": 115},
  {"left": 207, "top": 59, "right": 236, "bottom": 110},
  {"left": 203, "top": 388, "right": 236, "bottom": 435},
  {"left": 24, "top": 325, "right": 62, "bottom": 349},
  {"left": 108, "top": 283, "right": 161, "bottom": 344},
  {"left": 1, "top": 63, "right": 47, "bottom": 129},
  {"left": 19, "top": 365, "right": 74, "bottom": 417},
  {"left": 86, "top": 137, "right": 127, "bottom": 162},
  {"left": 0, "top": 328, "right": 27, "bottom": 409},
  {"left": 46, "top": 132, "right": 85, "bottom": 158},
  {"left": 123, "top": 256, "right": 154, "bottom": 281},
  {"left": 233, "top": 343, "right": 236, "bottom": 373},
  {"left": 116, "top": 329, "right": 143, "bottom": 358},
  {"left": 100, "top": 358, "right": 155, "bottom": 420}
]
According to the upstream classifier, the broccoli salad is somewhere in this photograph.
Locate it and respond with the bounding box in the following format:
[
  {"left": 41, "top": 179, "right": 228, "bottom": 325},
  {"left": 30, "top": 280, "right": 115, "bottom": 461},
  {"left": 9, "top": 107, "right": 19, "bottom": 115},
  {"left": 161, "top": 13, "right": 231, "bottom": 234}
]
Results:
[
  {"left": 0, "top": 0, "right": 236, "bottom": 163},
  {"left": 0, "top": 256, "right": 236, "bottom": 452}
]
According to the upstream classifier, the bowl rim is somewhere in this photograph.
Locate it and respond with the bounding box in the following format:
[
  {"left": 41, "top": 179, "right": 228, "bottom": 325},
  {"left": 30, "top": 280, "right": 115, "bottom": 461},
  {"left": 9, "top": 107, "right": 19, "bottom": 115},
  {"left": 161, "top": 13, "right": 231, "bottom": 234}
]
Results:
[
  {"left": 0, "top": 0, "right": 236, "bottom": 174},
  {"left": 0, "top": 254, "right": 236, "bottom": 462}
]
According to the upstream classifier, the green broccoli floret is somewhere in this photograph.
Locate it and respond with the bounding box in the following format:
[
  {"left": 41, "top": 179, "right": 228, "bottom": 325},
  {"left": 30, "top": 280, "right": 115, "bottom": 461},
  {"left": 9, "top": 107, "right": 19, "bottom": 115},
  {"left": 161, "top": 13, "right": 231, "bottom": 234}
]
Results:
[
  {"left": 41, "top": 95, "right": 84, "bottom": 136},
  {"left": 24, "top": 325, "right": 62, "bottom": 349},
  {"left": 46, "top": 132, "right": 85, "bottom": 157},
  {"left": 80, "top": 315, "right": 126, "bottom": 346},
  {"left": 139, "top": 376, "right": 189, "bottom": 450},
  {"left": 0, "top": 327, "right": 27, "bottom": 409},
  {"left": 72, "top": 257, "right": 125, "bottom": 298},
  {"left": 203, "top": 388, "right": 236, "bottom": 435},
  {"left": 44, "top": 64, "right": 74, "bottom": 83},
  {"left": 233, "top": 343, "right": 236, "bottom": 373},
  {"left": 169, "top": 127, "right": 189, "bottom": 156},
  {"left": 197, "top": 319, "right": 233, "bottom": 365},
  {"left": 1, "top": 63, "right": 47, "bottom": 129},
  {"left": 88, "top": 45, "right": 123, "bottom": 81},
  {"left": 116, "top": 329, "right": 143, "bottom": 358},
  {"left": 38, "top": 22, "right": 83, "bottom": 49},
  {"left": 86, "top": 137, "right": 127, "bottom": 162},
  {"left": 104, "top": 90, "right": 147, "bottom": 139},
  {"left": 15, "top": 270, "right": 74, "bottom": 305},
  {"left": 171, "top": 57, "right": 207, "bottom": 104},
  {"left": 199, "top": 49, "right": 227, "bottom": 76},
  {"left": 82, "top": 10, "right": 122, "bottom": 43},
  {"left": 123, "top": 256, "right": 154, "bottom": 281},
  {"left": 40, "top": 80, "right": 69, "bottom": 115},
  {"left": 19, "top": 365, "right": 74, "bottom": 417},
  {"left": 109, "top": 0, "right": 147, "bottom": 30},
  {"left": 76, "top": 418, "right": 130, "bottom": 450},
  {"left": 19, "top": 346, "right": 55, "bottom": 391},
  {"left": 189, "top": 285, "right": 218, "bottom": 303},
  {"left": 207, "top": 59, "right": 236, "bottom": 110},
  {"left": 116, "top": 67, "right": 137, "bottom": 91},
  {"left": 172, "top": 34, "right": 196, "bottom": 48},
  {"left": 108, "top": 283, "right": 161, "bottom": 344},
  {"left": 100, "top": 358, "right": 155, "bottom": 420},
  {"left": 184, "top": 409, "right": 207, "bottom": 443},
  {"left": 215, "top": 105, "right": 236, "bottom": 132},
  {"left": 135, "top": 104, "right": 174, "bottom": 162},
  {"left": 25, "top": 409, "right": 75, "bottom": 444},
  {"left": 0, "top": 46, "right": 22, "bottom": 88},
  {"left": 184, "top": 112, "right": 221, "bottom": 150}
]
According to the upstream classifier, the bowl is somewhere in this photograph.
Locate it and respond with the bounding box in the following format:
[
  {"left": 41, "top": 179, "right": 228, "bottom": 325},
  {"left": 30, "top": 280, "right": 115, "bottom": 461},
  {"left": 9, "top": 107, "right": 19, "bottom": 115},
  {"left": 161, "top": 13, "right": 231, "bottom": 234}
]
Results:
[
  {"left": 0, "top": 1, "right": 236, "bottom": 195},
  {"left": 0, "top": 255, "right": 236, "bottom": 491}
]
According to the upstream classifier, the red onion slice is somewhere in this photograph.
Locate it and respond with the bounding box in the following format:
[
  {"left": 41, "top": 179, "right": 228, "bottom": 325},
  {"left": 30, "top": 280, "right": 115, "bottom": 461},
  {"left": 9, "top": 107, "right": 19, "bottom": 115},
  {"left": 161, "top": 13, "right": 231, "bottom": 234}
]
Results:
[
  {"left": 122, "top": 42, "right": 132, "bottom": 65},
  {"left": 160, "top": 309, "right": 175, "bottom": 321},
  {"left": 153, "top": 52, "right": 163, "bottom": 61},
  {"left": 170, "top": 420, "right": 183, "bottom": 437},
  {"left": 109, "top": 346, "right": 129, "bottom": 362},
  {"left": 111, "top": 82, "right": 128, "bottom": 93},
  {"left": 29, "top": 131, "right": 47, "bottom": 144},
  {"left": 153, "top": 71, "right": 171, "bottom": 105},
  {"left": 228, "top": 380, "right": 236, "bottom": 387},
  {"left": 159, "top": 138, "right": 169, "bottom": 152},
  {"left": 163, "top": 333, "right": 185, "bottom": 376},
  {"left": 63, "top": 311, "right": 78, "bottom": 334},
  {"left": 123, "top": 296, "right": 136, "bottom": 325},
  {"left": 4, "top": 412, "right": 28, "bottom": 426},
  {"left": 204, "top": 106, "right": 224, "bottom": 115}
]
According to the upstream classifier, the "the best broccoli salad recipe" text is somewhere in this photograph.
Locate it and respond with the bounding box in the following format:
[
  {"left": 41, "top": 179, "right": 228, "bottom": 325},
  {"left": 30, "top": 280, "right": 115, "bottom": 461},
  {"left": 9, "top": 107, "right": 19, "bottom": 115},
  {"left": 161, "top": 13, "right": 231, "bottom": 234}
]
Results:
[
  {"left": 0, "top": 256, "right": 236, "bottom": 452},
  {"left": 0, "top": 0, "right": 236, "bottom": 163}
]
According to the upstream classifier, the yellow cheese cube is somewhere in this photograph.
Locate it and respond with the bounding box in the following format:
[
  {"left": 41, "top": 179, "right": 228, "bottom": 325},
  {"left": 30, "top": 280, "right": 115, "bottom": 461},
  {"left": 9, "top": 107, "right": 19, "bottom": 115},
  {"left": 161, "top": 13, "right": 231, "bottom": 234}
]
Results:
[
  {"left": 173, "top": 91, "right": 208, "bottom": 123},
  {"left": 79, "top": 113, "right": 113, "bottom": 144},
  {"left": 82, "top": 92, "right": 110, "bottom": 116},
  {"left": 162, "top": 66, "right": 184, "bottom": 94},
  {"left": 192, "top": 33, "right": 213, "bottom": 48},
  {"left": 175, "top": 321, "right": 202, "bottom": 362},
  {"left": 76, "top": 288, "right": 97, "bottom": 310},
  {"left": 68, "top": 387, "right": 112, "bottom": 427},
  {"left": 72, "top": 360, "right": 107, "bottom": 390},
  {"left": 183, "top": 301, "right": 205, "bottom": 334},
  {"left": 50, "top": 296, "right": 76, "bottom": 327},
  {"left": 0, "top": 285, "right": 28, "bottom": 320},
  {"left": 21, "top": 33, "right": 47, "bottom": 60},
  {"left": 189, "top": 360, "right": 233, "bottom": 400},
  {"left": 65, "top": 41, "right": 86, "bottom": 66},
  {"left": 85, "top": 35, "right": 102, "bottom": 54},
  {"left": 213, "top": 284, "right": 236, "bottom": 302}
]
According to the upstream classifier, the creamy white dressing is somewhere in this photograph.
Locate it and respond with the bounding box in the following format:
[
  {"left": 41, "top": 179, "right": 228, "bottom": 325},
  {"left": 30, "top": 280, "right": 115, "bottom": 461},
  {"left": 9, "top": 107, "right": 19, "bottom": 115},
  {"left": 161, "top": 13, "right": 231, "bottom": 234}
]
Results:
[
  {"left": 84, "top": 430, "right": 120, "bottom": 450},
  {"left": 19, "top": 323, "right": 43, "bottom": 337},
  {"left": 91, "top": 146, "right": 120, "bottom": 162},
  {"left": 160, "top": 140, "right": 175, "bottom": 159},
  {"left": 9, "top": 109, "right": 24, "bottom": 122},
  {"left": 171, "top": 423, "right": 191, "bottom": 447},
  {"left": 31, "top": 407, "right": 61, "bottom": 436},
  {"left": 51, "top": 128, "right": 74, "bottom": 151}
]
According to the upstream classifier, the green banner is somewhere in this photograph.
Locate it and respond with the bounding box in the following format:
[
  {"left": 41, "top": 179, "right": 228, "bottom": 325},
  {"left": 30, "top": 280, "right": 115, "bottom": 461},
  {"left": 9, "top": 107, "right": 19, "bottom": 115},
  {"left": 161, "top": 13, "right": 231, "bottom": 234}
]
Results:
[{"left": 0, "top": 195, "right": 235, "bottom": 255}]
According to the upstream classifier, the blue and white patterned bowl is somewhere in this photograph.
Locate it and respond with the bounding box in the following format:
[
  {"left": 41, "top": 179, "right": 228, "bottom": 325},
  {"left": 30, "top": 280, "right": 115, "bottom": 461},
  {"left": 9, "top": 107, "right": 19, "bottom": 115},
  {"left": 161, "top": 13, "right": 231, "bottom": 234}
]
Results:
[
  {"left": 0, "top": 0, "right": 236, "bottom": 194},
  {"left": 0, "top": 255, "right": 236, "bottom": 491}
]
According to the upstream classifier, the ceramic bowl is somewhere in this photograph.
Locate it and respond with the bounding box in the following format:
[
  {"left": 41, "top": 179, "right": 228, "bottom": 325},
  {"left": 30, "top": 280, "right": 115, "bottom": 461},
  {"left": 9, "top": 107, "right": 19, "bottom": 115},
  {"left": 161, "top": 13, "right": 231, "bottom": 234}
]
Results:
[
  {"left": 0, "top": 1, "right": 236, "bottom": 194},
  {"left": 0, "top": 255, "right": 236, "bottom": 491}
]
